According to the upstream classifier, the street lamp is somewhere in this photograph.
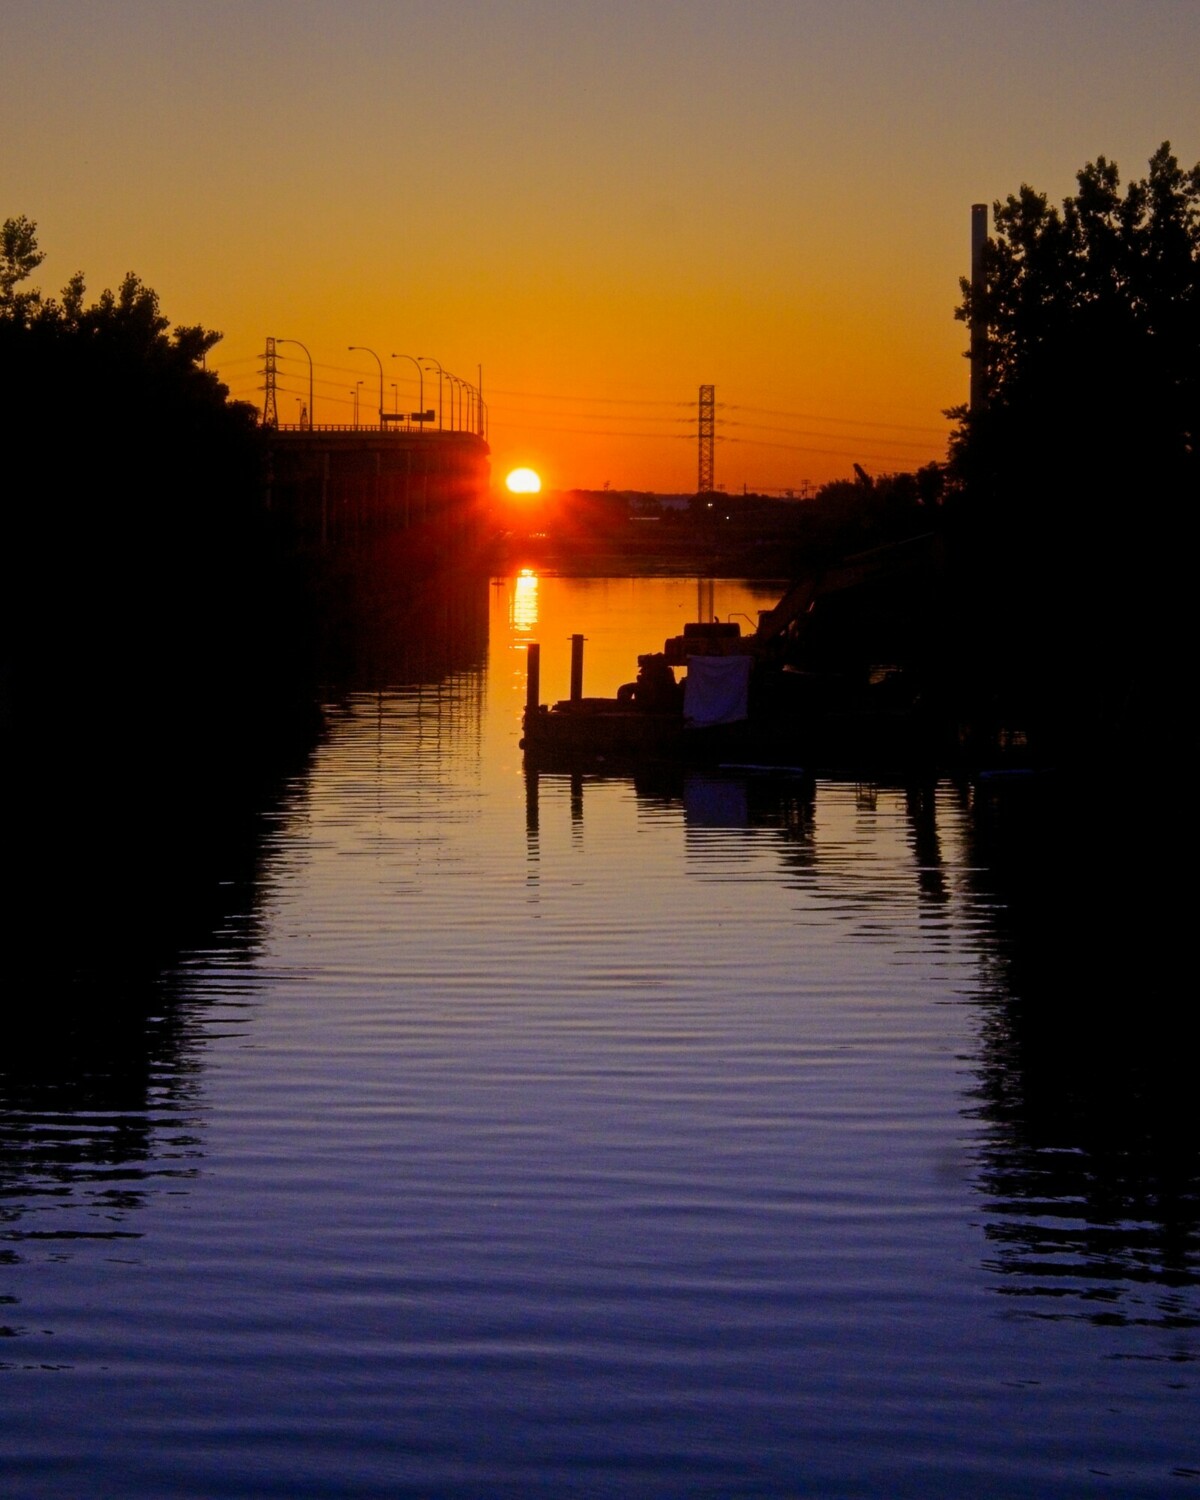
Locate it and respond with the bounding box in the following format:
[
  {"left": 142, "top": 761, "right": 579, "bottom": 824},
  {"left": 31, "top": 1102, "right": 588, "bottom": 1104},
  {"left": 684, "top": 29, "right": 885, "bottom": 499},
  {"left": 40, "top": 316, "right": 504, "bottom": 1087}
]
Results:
[
  {"left": 391, "top": 382, "right": 398, "bottom": 418},
  {"left": 449, "top": 374, "right": 477, "bottom": 435},
  {"left": 277, "top": 337, "right": 313, "bottom": 428},
  {"left": 418, "top": 356, "right": 444, "bottom": 431},
  {"left": 461, "top": 379, "right": 477, "bottom": 435},
  {"left": 391, "top": 354, "right": 425, "bottom": 429},
  {"left": 348, "top": 345, "right": 384, "bottom": 426},
  {"left": 456, "top": 375, "right": 472, "bottom": 433}
]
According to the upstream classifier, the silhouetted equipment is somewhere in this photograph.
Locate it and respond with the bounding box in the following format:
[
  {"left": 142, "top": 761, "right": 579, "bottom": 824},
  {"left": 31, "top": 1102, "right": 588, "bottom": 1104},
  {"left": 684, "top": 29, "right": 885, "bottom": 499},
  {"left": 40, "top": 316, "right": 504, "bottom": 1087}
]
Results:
[
  {"left": 852, "top": 463, "right": 872, "bottom": 487},
  {"left": 698, "top": 384, "right": 715, "bottom": 493},
  {"left": 970, "top": 203, "right": 988, "bottom": 412},
  {"left": 617, "top": 654, "right": 682, "bottom": 712}
]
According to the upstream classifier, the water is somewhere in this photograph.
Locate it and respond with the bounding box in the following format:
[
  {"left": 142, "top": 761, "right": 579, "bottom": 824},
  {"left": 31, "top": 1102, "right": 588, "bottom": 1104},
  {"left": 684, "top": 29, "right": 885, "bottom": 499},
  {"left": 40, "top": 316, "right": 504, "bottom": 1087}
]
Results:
[{"left": 2, "top": 574, "right": 1196, "bottom": 1498}]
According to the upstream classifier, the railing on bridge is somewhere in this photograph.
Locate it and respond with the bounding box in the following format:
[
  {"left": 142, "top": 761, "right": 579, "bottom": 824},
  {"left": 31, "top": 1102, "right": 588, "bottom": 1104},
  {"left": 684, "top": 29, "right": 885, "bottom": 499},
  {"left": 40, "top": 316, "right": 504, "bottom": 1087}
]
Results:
[{"left": 271, "top": 423, "right": 463, "bottom": 435}]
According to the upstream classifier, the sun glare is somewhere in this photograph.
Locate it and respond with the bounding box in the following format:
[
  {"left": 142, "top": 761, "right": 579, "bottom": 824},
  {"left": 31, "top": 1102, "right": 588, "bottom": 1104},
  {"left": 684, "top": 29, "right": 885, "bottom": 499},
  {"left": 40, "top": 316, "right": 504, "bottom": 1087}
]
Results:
[{"left": 506, "top": 467, "right": 542, "bottom": 494}]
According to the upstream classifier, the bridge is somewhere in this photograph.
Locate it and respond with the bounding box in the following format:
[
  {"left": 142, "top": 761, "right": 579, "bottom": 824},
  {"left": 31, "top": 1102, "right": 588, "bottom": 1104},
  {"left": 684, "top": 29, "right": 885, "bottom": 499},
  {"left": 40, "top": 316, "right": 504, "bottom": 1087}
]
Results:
[
  {"left": 264, "top": 423, "right": 490, "bottom": 555},
  {"left": 259, "top": 338, "right": 491, "bottom": 558}
]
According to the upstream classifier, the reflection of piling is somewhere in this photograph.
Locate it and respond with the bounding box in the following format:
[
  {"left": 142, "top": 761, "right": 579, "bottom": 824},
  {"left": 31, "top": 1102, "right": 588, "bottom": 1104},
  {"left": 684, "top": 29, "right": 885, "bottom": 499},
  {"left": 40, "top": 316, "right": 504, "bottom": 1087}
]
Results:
[
  {"left": 570, "top": 771, "right": 583, "bottom": 828},
  {"left": 526, "top": 642, "right": 541, "bottom": 712},
  {"left": 970, "top": 202, "right": 989, "bottom": 413},
  {"left": 570, "top": 634, "right": 585, "bottom": 704}
]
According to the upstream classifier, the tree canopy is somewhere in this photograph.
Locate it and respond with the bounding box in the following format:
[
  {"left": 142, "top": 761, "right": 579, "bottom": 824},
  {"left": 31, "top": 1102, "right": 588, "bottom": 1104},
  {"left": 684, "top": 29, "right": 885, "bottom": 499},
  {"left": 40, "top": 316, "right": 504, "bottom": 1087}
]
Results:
[
  {"left": 1, "top": 218, "right": 277, "bottom": 718},
  {"left": 943, "top": 144, "right": 1199, "bottom": 757},
  {"left": 949, "top": 142, "right": 1199, "bottom": 506},
  {"left": 0, "top": 216, "right": 259, "bottom": 525}
]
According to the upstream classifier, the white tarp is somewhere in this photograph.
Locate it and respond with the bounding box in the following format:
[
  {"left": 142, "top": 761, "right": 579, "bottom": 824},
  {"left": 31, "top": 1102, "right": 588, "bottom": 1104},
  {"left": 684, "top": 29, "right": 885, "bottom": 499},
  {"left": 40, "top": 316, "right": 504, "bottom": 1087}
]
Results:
[{"left": 683, "top": 654, "right": 752, "bottom": 727}]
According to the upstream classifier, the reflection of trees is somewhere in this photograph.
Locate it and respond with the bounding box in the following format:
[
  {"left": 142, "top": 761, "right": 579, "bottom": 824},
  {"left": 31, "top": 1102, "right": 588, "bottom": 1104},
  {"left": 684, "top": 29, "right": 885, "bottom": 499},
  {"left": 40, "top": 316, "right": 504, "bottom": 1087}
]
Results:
[
  {"left": 2, "top": 726, "right": 314, "bottom": 1279},
  {"left": 1, "top": 564, "right": 491, "bottom": 1318},
  {"left": 962, "top": 779, "right": 1199, "bottom": 1334}
]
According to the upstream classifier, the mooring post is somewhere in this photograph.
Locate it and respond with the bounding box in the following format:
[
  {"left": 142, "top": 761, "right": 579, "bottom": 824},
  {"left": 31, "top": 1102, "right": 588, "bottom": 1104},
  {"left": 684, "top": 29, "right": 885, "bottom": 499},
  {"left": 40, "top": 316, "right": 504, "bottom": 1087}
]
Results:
[
  {"left": 570, "top": 634, "right": 585, "bottom": 704},
  {"left": 526, "top": 642, "right": 541, "bottom": 713}
]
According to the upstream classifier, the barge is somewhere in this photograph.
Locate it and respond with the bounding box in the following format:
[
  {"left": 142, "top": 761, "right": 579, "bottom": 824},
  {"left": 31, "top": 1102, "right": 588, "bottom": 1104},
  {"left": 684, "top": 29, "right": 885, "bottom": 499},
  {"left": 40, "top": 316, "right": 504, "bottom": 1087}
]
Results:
[{"left": 520, "top": 593, "right": 952, "bottom": 774}]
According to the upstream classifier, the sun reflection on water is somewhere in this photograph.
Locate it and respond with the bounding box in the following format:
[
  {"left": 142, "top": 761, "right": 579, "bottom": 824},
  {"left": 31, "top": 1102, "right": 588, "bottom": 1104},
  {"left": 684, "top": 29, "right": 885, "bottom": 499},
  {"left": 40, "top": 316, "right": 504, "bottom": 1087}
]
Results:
[{"left": 511, "top": 568, "right": 539, "bottom": 634}]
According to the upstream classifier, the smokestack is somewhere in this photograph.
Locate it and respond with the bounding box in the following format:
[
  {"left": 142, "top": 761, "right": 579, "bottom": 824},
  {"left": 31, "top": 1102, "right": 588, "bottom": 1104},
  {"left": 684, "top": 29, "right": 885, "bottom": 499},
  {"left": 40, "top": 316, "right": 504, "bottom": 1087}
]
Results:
[{"left": 969, "top": 203, "right": 988, "bottom": 413}]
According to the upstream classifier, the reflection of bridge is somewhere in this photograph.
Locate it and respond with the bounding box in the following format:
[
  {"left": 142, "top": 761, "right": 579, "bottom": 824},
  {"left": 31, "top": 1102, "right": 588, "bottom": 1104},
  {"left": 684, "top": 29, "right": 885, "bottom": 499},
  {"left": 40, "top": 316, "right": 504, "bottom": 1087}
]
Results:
[{"left": 264, "top": 425, "right": 490, "bottom": 552}]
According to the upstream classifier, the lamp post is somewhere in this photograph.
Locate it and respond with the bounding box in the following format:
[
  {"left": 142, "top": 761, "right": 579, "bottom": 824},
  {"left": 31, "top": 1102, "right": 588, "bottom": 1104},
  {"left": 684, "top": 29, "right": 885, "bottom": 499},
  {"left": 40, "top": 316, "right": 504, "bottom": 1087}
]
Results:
[
  {"left": 446, "top": 373, "right": 462, "bottom": 431},
  {"left": 419, "top": 357, "right": 444, "bottom": 430},
  {"left": 277, "top": 337, "right": 313, "bottom": 429},
  {"left": 391, "top": 354, "right": 425, "bottom": 429},
  {"left": 348, "top": 345, "right": 384, "bottom": 426},
  {"left": 450, "top": 375, "right": 477, "bottom": 436},
  {"left": 391, "top": 383, "right": 399, "bottom": 418},
  {"left": 448, "top": 373, "right": 473, "bottom": 433}
]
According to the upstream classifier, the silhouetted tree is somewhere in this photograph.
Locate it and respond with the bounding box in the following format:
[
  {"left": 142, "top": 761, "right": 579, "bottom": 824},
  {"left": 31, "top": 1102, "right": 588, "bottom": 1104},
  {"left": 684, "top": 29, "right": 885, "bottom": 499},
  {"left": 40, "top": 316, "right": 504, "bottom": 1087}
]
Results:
[
  {"left": 0, "top": 225, "right": 260, "bottom": 526},
  {"left": 0, "top": 214, "right": 45, "bottom": 314},
  {"left": 944, "top": 145, "right": 1199, "bottom": 758},
  {"left": 950, "top": 142, "right": 1198, "bottom": 506},
  {"left": 0, "top": 220, "right": 306, "bottom": 754},
  {"left": 2, "top": 224, "right": 323, "bottom": 1025}
]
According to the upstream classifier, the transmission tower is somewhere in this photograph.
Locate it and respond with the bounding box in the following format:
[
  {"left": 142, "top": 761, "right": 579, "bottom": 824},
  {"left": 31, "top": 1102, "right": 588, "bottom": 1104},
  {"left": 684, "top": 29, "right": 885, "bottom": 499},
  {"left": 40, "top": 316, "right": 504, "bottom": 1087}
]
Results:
[
  {"left": 697, "top": 384, "right": 715, "bottom": 493},
  {"left": 260, "top": 337, "right": 279, "bottom": 428}
]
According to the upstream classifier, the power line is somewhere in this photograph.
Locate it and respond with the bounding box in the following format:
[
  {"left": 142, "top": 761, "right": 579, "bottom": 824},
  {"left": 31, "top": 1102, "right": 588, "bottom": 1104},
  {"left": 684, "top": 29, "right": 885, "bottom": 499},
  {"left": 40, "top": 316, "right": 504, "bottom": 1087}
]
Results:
[
  {"left": 721, "top": 418, "right": 940, "bottom": 454},
  {"left": 722, "top": 433, "right": 947, "bottom": 463},
  {"left": 725, "top": 402, "right": 948, "bottom": 437}
]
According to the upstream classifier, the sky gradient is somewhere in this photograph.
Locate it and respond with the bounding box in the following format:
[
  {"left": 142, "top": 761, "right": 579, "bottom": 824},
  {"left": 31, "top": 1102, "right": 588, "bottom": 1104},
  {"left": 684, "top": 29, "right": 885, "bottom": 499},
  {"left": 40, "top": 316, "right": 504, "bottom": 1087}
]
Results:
[{"left": 5, "top": 0, "right": 1197, "bottom": 492}]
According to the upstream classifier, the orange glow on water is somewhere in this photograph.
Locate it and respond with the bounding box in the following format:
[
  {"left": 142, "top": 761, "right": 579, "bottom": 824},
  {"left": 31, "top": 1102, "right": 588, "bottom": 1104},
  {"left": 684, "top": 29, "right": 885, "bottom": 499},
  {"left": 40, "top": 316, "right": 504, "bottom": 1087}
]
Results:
[{"left": 511, "top": 569, "right": 539, "bottom": 633}]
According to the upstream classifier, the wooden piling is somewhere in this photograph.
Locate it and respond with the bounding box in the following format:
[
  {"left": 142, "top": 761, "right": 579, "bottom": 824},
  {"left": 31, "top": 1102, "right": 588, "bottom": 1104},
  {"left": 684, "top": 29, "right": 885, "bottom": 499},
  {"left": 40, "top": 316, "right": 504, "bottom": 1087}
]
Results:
[
  {"left": 526, "top": 642, "right": 541, "bottom": 712},
  {"left": 570, "top": 634, "right": 584, "bottom": 703}
]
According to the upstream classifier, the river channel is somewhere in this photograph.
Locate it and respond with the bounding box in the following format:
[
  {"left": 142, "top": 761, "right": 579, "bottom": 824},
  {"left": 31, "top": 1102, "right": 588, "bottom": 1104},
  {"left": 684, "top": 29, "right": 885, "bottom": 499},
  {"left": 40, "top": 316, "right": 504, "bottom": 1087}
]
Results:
[{"left": 2, "top": 573, "right": 1196, "bottom": 1498}]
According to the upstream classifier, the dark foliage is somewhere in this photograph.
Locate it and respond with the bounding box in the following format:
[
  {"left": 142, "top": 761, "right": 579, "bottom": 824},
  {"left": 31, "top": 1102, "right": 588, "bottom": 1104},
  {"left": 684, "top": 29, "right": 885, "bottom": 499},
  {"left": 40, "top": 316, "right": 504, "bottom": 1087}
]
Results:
[
  {"left": 1, "top": 221, "right": 325, "bottom": 1019},
  {"left": 0, "top": 226, "right": 263, "bottom": 539},
  {"left": 945, "top": 145, "right": 1200, "bottom": 759},
  {"left": 0, "top": 220, "right": 286, "bottom": 691}
]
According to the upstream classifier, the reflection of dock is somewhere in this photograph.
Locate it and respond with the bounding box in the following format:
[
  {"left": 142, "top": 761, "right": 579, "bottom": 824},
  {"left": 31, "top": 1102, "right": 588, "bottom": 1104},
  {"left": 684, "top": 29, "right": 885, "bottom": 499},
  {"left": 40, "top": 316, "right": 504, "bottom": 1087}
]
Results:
[{"left": 523, "top": 761, "right": 817, "bottom": 849}]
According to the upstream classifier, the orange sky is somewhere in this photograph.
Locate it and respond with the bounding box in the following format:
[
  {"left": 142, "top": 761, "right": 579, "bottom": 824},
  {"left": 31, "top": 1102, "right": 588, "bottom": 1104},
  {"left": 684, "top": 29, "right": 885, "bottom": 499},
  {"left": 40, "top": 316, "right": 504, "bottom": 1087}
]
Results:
[{"left": 4, "top": 1, "right": 1196, "bottom": 492}]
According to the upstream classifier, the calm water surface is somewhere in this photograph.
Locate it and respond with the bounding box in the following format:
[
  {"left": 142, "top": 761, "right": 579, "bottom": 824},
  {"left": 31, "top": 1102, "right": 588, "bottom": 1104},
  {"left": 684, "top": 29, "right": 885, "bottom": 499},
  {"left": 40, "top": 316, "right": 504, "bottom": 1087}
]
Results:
[{"left": 2, "top": 575, "right": 1196, "bottom": 1498}]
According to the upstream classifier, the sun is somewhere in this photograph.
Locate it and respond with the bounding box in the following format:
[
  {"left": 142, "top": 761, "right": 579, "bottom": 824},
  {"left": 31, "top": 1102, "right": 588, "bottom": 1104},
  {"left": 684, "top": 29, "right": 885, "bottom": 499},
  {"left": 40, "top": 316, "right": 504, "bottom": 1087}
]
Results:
[{"left": 505, "top": 467, "right": 542, "bottom": 495}]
